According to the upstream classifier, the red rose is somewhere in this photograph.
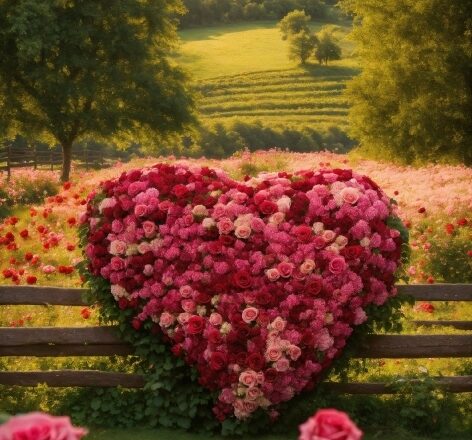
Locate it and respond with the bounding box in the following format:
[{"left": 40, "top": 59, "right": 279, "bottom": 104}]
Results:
[
  {"left": 233, "top": 270, "right": 252, "bottom": 289},
  {"left": 186, "top": 315, "right": 205, "bottom": 335},
  {"left": 210, "top": 352, "right": 228, "bottom": 371},
  {"left": 343, "top": 245, "right": 363, "bottom": 259},
  {"left": 305, "top": 276, "right": 323, "bottom": 295},
  {"left": 293, "top": 225, "right": 312, "bottom": 242},
  {"left": 26, "top": 275, "right": 37, "bottom": 285},
  {"left": 259, "top": 200, "right": 278, "bottom": 215},
  {"left": 173, "top": 184, "right": 188, "bottom": 198},
  {"left": 132, "top": 318, "right": 142, "bottom": 330},
  {"left": 247, "top": 352, "right": 264, "bottom": 371}
]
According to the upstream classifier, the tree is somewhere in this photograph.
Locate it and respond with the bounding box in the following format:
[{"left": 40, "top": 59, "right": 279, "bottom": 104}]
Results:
[
  {"left": 288, "top": 30, "right": 319, "bottom": 64},
  {"left": 278, "top": 9, "right": 311, "bottom": 40},
  {"left": 340, "top": 0, "right": 472, "bottom": 165},
  {"left": 315, "top": 28, "right": 342, "bottom": 65},
  {"left": 0, "top": 0, "right": 196, "bottom": 181}
]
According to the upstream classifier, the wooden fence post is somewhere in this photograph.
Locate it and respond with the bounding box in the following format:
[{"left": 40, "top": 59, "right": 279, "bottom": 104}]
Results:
[{"left": 6, "top": 142, "right": 11, "bottom": 181}]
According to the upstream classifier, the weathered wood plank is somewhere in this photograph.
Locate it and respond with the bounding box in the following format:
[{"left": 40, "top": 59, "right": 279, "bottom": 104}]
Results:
[
  {"left": 1, "top": 284, "right": 471, "bottom": 307},
  {"left": 0, "top": 327, "right": 121, "bottom": 346},
  {"left": 0, "top": 286, "right": 88, "bottom": 306},
  {"left": 0, "top": 371, "right": 470, "bottom": 393},
  {"left": 413, "top": 320, "right": 472, "bottom": 330},
  {"left": 0, "top": 370, "right": 145, "bottom": 388},
  {"left": 324, "top": 375, "right": 472, "bottom": 394},
  {"left": 0, "top": 345, "right": 134, "bottom": 357},
  {"left": 356, "top": 335, "right": 472, "bottom": 358},
  {"left": 0, "top": 328, "right": 471, "bottom": 358},
  {"left": 397, "top": 284, "right": 472, "bottom": 301}
]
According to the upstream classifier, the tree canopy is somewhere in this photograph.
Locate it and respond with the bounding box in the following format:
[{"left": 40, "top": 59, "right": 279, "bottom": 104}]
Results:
[
  {"left": 0, "top": 0, "right": 196, "bottom": 181},
  {"left": 315, "top": 27, "right": 341, "bottom": 65},
  {"left": 278, "top": 9, "right": 311, "bottom": 40},
  {"left": 341, "top": 0, "right": 472, "bottom": 165}
]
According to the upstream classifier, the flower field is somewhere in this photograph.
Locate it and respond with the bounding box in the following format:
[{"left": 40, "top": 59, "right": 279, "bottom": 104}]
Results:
[{"left": 0, "top": 151, "right": 471, "bottom": 437}]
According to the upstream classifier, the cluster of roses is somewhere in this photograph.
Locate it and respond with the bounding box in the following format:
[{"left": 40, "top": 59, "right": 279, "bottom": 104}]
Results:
[{"left": 83, "top": 163, "right": 404, "bottom": 420}]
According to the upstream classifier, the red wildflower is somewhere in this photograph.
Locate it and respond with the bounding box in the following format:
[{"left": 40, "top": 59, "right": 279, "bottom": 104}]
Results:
[
  {"left": 457, "top": 218, "right": 468, "bottom": 226},
  {"left": 63, "top": 181, "right": 72, "bottom": 190},
  {"left": 418, "top": 207, "right": 426, "bottom": 214},
  {"left": 80, "top": 308, "right": 91, "bottom": 319},
  {"left": 67, "top": 217, "right": 77, "bottom": 226},
  {"left": 445, "top": 223, "right": 454, "bottom": 235},
  {"left": 2, "top": 269, "right": 13, "bottom": 278},
  {"left": 19, "top": 229, "right": 29, "bottom": 239},
  {"left": 66, "top": 244, "right": 76, "bottom": 251},
  {"left": 26, "top": 275, "right": 37, "bottom": 285},
  {"left": 25, "top": 252, "right": 33, "bottom": 261}
]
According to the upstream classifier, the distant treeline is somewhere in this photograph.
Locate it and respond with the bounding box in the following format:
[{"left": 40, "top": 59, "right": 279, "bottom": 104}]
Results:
[{"left": 180, "top": 0, "right": 336, "bottom": 27}]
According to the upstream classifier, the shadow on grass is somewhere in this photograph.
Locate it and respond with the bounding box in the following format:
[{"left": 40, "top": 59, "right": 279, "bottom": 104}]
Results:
[{"left": 300, "top": 63, "right": 360, "bottom": 78}]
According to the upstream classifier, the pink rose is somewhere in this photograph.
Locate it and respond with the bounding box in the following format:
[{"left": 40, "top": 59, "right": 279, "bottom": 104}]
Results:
[
  {"left": 235, "top": 225, "right": 251, "bottom": 239},
  {"left": 299, "top": 409, "right": 363, "bottom": 440},
  {"left": 179, "top": 285, "right": 193, "bottom": 298},
  {"left": 109, "top": 240, "right": 126, "bottom": 256},
  {"left": 217, "top": 217, "right": 234, "bottom": 235},
  {"left": 159, "top": 312, "right": 175, "bottom": 328},
  {"left": 111, "top": 219, "right": 124, "bottom": 233},
  {"left": 250, "top": 217, "right": 266, "bottom": 232},
  {"left": 313, "top": 236, "right": 326, "bottom": 249},
  {"left": 192, "top": 204, "right": 208, "bottom": 217},
  {"left": 328, "top": 256, "right": 347, "bottom": 274},
  {"left": 266, "top": 268, "right": 280, "bottom": 282},
  {"left": 266, "top": 346, "right": 282, "bottom": 362},
  {"left": 209, "top": 313, "right": 223, "bottom": 326},
  {"left": 0, "top": 412, "right": 87, "bottom": 440},
  {"left": 341, "top": 187, "right": 361, "bottom": 205},
  {"left": 159, "top": 200, "right": 172, "bottom": 211},
  {"left": 289, "top": 345, "right": 302, "bottom": 360},
  {"left": 134, "top": 204, "right": 148, "bottom": 217},
  {"left": 110, "top": 257, "right": 125, "bottom": 271},
  {"left": 242, "top": 307, "right": 259, "bottom": 323},
  {"left": 239, "top": 370, "right": 258, "bottom": 387},
  {"left": 322, "top": 230, "right": 336, "bottom": 242},
  {"left": 181, "top": 299, "right": 196, "bottom": 313},
  {"left": 143, "top": 264, "right": 154, "bottom": 276},
  {"left": 142, "top": 221, "right": 156, "bottom": 237},
  {"left": 274, "top": 357, "right": 290, "bottom": 372},
  {"left": 300, "top": 259, "right": 316, "bottom": 275},
  {"left": 246, "top": 387, "right": 262, "bottom": 401},
  {"left": 202, "top": 217, "right": 216, "bottom": 229},
  {"left": 277, "top": 261, "right": 294, "bottom": 278},
  {"left": 272, "top": 317, "right": 286, "bottom": 332},
  {"left": 219, "top": 388, "right": 236, "bottom": 404}
]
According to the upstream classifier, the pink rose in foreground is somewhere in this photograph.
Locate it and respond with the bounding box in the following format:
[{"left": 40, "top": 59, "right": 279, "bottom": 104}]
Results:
[
  {"left": 299, "top": 409, "right": 363, "bottom": 440},
  {"left": 0, "top": 412, "right": 87, "bottom": 440}
]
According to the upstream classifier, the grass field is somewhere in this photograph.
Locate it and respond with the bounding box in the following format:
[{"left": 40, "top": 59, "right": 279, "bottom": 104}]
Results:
[{"left": 175, "top": 21, "right": 357, "bottom": 134}]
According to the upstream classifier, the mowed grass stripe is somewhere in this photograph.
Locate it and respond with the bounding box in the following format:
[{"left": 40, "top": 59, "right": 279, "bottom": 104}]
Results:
[
  {"left": 201, "top": 116, "right": 349, "bottom": 128},
  {"left": 200, "top": 101, "right": 349, "bottom": 114},
  {"left": 204, "top": 109, "right": 349, "bottom": 118},
  {"left": 200, "top": 84, "right": 346, "bottom": 100},
  {"left": 199, "top": 78, "right": 348, "bottom": 94},
  {"left": 199, "top": 89, "right": 345, "bottom": 105}
]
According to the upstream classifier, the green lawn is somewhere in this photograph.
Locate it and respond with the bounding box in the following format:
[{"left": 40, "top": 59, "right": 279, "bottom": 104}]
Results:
[
  {"left": 174, "top": 21, "right": 358, "bottom": 133},
  {"left": 176, "top": 21, "right": 355, "bottom": 80}
]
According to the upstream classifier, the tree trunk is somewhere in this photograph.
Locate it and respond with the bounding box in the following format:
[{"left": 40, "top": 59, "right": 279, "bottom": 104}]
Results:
[{"left": 60, "top": 143, "right": 72, "bottom": 182}]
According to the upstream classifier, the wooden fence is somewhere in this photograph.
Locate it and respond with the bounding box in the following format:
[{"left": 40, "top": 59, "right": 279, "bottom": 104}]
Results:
[
  {"left": 0, "top": 144, "right": 106, "bottom": 179},
  {"left": 0, "top": 284, "right": 471, "bottom": 393}
]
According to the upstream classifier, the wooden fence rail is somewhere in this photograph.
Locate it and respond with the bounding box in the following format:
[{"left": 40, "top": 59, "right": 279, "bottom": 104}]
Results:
[
  {"left": 0, "top": 284, "right": 471, "bottom": 393},
  {"left": 0, "top": 145, "right": 106, "bottom": 179}
]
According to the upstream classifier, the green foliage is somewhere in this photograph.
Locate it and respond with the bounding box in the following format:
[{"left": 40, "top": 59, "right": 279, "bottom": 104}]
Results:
[
  {"left": 425, "top": 226, "right": 472, "bottom": 283},
  {"left": 288, "top": 30, "right": 319, "bottom": 64},
  {"left": 315, "top": 27, "right": 342, "bottom": 65},
  {"left": 180, "top": 1, "right": 329, "bottom": 27},
  {"left": 278, "top": 9, "right": 311, "bottom": 40},
  {"left": 340, "top": 0, "right": 472, "bottom": 165},
  {"left": 0, "top": 0, "right": 195, "bottom": 180},
  {"left": 185, "top": 121, "right": 354, "bottom": 158}
]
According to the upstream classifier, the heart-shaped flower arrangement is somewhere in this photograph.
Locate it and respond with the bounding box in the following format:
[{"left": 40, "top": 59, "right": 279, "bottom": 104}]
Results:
[{"left": 81, "top": 163, "right": 406, "bottom": 421}]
